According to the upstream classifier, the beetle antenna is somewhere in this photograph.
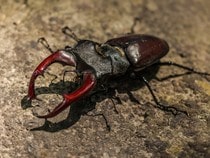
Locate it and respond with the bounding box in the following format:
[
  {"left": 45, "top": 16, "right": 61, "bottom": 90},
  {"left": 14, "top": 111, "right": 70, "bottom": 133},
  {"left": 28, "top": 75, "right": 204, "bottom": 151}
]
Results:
[
  {"left": 62, "top": 26, "right": 80, "bottom": 42},
  {"left": 37, "top": 37, "right": 54, "bottom": 53}
]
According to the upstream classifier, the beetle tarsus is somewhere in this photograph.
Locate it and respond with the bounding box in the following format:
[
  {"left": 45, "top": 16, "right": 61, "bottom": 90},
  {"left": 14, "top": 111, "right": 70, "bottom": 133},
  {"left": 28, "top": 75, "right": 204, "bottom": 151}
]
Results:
[{"left": 156, "top": 103, "right": 189, "bottom": 116}]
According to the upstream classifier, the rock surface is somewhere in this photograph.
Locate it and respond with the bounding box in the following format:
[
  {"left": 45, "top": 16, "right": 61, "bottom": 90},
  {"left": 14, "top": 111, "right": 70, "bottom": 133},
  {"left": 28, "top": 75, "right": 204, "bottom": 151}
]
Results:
[{"left": 0, "top": 0, "right": 210, "bottom": 157}]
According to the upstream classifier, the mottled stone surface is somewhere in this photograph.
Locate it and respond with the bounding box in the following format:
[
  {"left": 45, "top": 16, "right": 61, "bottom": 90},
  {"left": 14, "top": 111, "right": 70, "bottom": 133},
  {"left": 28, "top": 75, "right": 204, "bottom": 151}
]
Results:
[{"left": 0, "top": 0, "right": 210, "bottom": 157}]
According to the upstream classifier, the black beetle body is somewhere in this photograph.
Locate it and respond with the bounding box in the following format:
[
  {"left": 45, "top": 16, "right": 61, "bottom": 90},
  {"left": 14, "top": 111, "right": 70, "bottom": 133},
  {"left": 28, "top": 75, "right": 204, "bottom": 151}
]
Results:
[
  {"left": 29, "top": 30, "right": 201, "bottom": 119},
  {"left": 27, "top": 33, "right": 170, "bottom": 118},
  {"left": 106, "top": 35, "right": 169, "bottom": 70},
  {"left": 70, "top": 34, "right": 169, "bottom": 79}
]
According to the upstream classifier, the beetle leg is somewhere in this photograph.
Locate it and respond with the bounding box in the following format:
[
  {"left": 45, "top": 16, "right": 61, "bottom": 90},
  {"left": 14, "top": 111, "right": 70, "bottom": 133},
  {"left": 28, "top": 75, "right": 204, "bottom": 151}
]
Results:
[
  {"left": 141, "top": 76, "right": 189, "bottom": 116},
  {"left": 28, "top": 51, "right": 77, "bottom": 100},
  {"left": 36, "top": 71, "right": 96, "bottom": 118},
  {"left": 156, "top": 61, "right": 210, "bottom": 77},
  {"left": 110, "top": 98, "right": 119, "bottom": 114},
  {"left": 86, "top": 112, "right": 111, "bottom": 131}
]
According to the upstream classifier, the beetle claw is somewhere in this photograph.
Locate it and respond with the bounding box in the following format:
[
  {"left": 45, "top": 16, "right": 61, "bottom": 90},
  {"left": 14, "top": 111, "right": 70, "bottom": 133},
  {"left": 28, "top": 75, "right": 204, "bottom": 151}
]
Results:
[
  {"left": 27, "top": 50, "right": 77, "bottom": 100},
  {"left": 36, "top": 72, "right": 96, "bottom": 118}
]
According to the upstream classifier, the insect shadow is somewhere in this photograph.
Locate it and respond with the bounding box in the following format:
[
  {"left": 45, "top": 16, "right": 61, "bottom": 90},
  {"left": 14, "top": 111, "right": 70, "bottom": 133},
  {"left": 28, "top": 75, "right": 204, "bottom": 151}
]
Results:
[
  {"left": 21, "top": 62, "right": 202, "bottom": 132},
  {"left": 21, "top": 65, "right": 163, "bottom": 132}
]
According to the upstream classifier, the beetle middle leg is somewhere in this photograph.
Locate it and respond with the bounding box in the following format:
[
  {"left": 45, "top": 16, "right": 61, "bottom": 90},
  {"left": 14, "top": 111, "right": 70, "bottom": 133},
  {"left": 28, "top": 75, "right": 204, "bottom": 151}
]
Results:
[
  {"left": 86, "top": 112, "right": 111, "bottom": 131},
  {"left": 110, "top": 96, "right": 121, "bottom": 114}
]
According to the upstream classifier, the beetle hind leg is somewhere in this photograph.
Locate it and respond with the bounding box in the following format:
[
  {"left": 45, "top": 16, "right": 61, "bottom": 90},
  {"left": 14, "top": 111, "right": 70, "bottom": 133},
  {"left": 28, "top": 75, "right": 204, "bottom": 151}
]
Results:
[
  {"left": 141, "top": 76, "right": 189, "bottom": 116},
  {"left": 155, "top": 61, "right": 210, "bottom": 81}
]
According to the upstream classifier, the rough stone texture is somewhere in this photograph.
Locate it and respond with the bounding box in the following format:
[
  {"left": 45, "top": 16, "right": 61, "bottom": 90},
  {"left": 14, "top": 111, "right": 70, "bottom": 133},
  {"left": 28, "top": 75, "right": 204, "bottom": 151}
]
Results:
[{"left": 1, "top": 0, "right": 210, "bottom": 157}]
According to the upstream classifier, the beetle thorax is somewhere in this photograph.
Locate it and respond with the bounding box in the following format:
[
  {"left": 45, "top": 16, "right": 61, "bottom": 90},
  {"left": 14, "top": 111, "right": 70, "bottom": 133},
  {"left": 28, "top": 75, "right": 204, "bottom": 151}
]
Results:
[{"left": 73, "top": 40, "right": 130, "bottom": 78}]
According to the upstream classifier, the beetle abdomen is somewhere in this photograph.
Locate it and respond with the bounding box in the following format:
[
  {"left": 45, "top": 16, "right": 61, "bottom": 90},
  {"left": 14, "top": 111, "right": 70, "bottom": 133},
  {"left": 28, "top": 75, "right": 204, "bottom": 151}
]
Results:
[{"left": 106, "top": 34, "right": 169, "bottom": 70}]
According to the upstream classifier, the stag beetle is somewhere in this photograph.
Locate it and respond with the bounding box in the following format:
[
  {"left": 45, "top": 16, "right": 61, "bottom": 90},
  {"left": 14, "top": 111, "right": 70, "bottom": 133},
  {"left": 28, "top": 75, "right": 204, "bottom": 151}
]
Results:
[{"left": 27, "top": 27, "right": 210, "bottom": 119}]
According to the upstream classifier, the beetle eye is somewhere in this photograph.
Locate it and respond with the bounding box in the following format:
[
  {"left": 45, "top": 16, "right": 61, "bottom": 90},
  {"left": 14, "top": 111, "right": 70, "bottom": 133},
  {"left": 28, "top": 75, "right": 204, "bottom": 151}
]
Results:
[{"left": 126, "top": 43, "right": 141, "bottom": 64}]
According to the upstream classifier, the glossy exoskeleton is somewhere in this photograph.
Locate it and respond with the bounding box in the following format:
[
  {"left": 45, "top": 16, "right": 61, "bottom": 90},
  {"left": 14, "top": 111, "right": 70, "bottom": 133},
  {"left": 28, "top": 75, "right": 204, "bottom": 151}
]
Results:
[{"left": 27, "top": 27, "right": 209, "bottom": 119}]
